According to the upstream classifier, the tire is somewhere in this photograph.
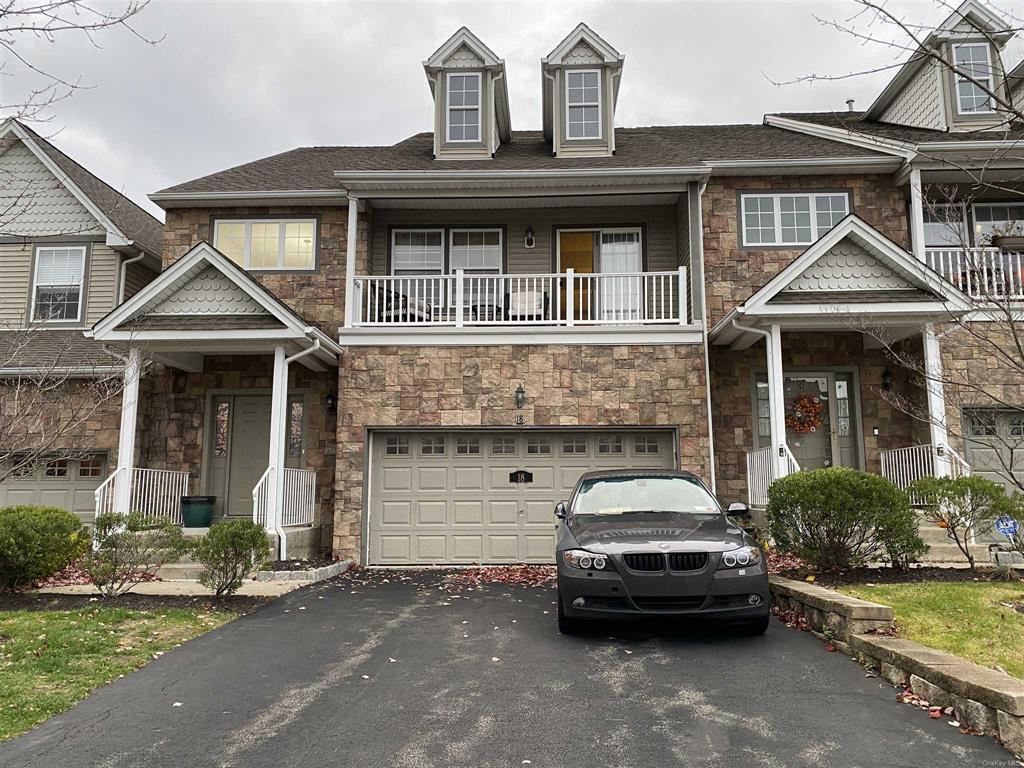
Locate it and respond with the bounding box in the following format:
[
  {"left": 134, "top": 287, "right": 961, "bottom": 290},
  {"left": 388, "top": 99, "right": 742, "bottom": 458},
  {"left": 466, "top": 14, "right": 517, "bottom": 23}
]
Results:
[
  {"left": 739, "top": 614, "right": 771, "bottom": 635},
  {"left": 557, "top": 594, "right": 581, "bottom": 635}
]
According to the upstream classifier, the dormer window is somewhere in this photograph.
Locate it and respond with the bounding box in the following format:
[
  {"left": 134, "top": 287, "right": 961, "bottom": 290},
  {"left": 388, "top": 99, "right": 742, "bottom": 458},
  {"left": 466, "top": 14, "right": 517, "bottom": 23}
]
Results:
[
  {"left": 953, "top": 43, "right": 995, "bottom": 114},
  {"left": 447, "top": 72, "right": 481, "bottom": 143},
  {"left": 566, "top": 70, "right": 601, "bottom": 139}
]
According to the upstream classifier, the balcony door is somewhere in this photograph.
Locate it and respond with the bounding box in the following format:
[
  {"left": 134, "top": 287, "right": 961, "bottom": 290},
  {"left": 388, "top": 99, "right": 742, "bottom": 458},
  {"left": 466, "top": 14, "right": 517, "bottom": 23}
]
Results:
[
  {"left": 557, "top": 228, "right": 643, "bottom": 321},
  {"left": 558, "top": 231, "right": 595, "bottom": 320}
]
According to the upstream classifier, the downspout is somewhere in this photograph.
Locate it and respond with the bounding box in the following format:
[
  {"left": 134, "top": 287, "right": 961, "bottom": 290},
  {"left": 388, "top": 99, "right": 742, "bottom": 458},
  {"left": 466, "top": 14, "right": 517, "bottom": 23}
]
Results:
[
  {"left": 273, "top": 338, "right": 322, "bottom": 560},
  {"left": 117, "top": 251, "right": 146, "bottom": 304},
  {"left": 689, "top": 181, "right": 716, "bottom": 493}
]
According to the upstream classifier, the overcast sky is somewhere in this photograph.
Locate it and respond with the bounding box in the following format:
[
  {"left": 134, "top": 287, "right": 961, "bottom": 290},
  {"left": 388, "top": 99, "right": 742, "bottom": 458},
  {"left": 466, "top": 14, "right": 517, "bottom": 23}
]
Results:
[{"left": 7, "top": 0, "right": 1024, "bottom": 220}]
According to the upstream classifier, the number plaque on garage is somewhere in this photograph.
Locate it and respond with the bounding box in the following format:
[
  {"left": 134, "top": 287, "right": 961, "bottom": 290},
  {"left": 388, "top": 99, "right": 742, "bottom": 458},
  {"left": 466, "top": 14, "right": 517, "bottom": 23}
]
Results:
[{"left": 509, "top": 470, "right": 534, "bottom": 484}]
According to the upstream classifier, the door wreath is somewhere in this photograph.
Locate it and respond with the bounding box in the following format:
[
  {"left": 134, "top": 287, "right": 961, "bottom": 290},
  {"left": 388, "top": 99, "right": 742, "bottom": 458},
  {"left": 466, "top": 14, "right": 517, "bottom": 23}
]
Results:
[{"left": 786, "top": 394, "right": 823, "bottom": 434}]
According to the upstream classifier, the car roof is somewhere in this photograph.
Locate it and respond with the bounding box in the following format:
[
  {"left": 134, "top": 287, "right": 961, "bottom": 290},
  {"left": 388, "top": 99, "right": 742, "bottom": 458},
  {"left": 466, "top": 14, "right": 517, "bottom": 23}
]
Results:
[{"left": 576, "top": 469, "right": 703, "bottom": 482}]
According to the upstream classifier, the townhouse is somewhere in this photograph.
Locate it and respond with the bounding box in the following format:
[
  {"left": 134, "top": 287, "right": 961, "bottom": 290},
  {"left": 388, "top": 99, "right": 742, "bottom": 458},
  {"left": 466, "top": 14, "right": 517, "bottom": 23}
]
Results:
[{"left": 3, "top": 1, "right": 1022, "bottom": 564}]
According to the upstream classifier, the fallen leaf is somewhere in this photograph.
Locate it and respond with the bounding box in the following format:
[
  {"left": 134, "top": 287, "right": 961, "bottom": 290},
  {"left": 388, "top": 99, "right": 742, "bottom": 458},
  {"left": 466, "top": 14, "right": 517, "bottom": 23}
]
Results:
[
  {"left": 172, "top": 702, "right": 183, "bottom": 708},
  {"left": 388, "top": 658, "right": 397, "bottom": 663},
  {"left": 805, "top": 575, "right": 815, "bottom": 582},
  {"left": 490, "top": 656, "right": 501, "bottom": 663},
  {"left": 361, "top": 675, "right": 370, "bottom": 680}
]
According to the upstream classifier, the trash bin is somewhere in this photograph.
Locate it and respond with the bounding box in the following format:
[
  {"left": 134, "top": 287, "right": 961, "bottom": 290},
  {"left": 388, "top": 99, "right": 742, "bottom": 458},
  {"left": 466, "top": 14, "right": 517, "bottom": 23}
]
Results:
[{"left": 180, "top": 495, "right": 216, "bottom": 528}]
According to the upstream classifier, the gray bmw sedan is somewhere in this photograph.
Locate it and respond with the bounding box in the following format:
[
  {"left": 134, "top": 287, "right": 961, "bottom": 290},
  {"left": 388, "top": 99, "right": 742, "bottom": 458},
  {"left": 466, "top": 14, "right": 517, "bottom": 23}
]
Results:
[{"left": 555, "top": 470, "right": 770, "bottom": 634}]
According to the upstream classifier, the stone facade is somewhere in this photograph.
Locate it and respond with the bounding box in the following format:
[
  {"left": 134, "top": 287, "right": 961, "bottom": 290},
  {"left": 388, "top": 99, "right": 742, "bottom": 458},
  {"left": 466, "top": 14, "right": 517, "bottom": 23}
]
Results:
[
  {"left": 711, "top": 332, "right": 919, "bottom": 504},
  {"left": 701, "top": 174, "right": 910, "bottom": 327},
  {"left": 334, "top": 343, "right": 712, "bottom": 560},
  {"left": 162, "top": 205, "right": 367, "bottom": 335}
]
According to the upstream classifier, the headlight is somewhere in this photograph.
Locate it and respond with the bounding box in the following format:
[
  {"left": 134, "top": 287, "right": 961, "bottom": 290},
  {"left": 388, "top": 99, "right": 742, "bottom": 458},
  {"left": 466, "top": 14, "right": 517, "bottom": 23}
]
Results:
[
  {"left": 563, "top": 549, "right": 611, "bottom": 571},
  {"left": 717, "top": 545, "right": 762, "bottom": 570}
]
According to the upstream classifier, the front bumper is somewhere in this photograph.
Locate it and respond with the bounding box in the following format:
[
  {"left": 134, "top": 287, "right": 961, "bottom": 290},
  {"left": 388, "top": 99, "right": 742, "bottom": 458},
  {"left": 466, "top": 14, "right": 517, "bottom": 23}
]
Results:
[{"left": 557, "top": 559, "right": 770, "bottom": 621}]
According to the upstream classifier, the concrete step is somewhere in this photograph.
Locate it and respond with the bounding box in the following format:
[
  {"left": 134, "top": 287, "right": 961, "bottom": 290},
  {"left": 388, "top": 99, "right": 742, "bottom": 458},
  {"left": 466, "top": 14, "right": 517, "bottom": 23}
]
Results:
[
  {"left": 155, "top": 563, "right": 204, "bottom": 580},
  {"left": 919, "top": 542, "right": 991, "bottom": 563}
]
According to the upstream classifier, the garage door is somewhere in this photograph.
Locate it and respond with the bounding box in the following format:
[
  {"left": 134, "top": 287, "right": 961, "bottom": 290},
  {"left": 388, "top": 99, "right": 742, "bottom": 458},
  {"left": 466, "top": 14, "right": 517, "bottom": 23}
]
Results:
[
  {"left": 0, "top": 455, "right": 107, "bottom": 524},
  {"left": 962, "top": 409, "right": 1023, "bottom": 543},
  {"left": 367, "top": 430, "right": 676, "bottom": 565}
]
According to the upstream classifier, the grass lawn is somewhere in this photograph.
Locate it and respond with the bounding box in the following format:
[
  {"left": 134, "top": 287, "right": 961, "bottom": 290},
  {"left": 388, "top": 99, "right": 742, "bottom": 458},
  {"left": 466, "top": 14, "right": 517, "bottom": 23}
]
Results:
[
  {"left": 840, "top": 582, "right": 1024, "bottom": 678},
  {"left": 0, "top": 605, "right": 234, "bottom": 740}
]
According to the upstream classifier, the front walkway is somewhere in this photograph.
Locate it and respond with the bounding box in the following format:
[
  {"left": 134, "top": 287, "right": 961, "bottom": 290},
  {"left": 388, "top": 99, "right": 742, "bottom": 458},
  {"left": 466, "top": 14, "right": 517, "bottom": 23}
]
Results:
[{"left": 0, "top": 571, "right": 1011, "bottom": 767}]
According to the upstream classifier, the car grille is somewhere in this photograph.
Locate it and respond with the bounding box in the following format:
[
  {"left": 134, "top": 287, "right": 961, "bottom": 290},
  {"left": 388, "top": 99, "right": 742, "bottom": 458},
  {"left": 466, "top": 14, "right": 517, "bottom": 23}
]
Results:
[
  {"left": 623, "top": 553, "right": 665, "bottom": 572},
  {"left": 633, "top": 596, "right": 706, "bottom": 611},
  {"left": 668, "top": 552, "right": 709, "bottom": 572}
]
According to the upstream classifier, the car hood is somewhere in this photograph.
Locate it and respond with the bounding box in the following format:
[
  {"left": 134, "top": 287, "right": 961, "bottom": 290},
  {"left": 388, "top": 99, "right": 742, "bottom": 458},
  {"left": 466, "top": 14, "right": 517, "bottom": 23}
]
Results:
[{"left": 567, "top": 511, "right": 748, "bottom": 555}]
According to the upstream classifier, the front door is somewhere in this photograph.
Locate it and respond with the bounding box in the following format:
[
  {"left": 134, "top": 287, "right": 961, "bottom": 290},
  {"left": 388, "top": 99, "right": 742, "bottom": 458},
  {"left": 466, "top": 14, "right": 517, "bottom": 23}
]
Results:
[{"left": 225, "top": 396, "right": 272, "bottom": 517}]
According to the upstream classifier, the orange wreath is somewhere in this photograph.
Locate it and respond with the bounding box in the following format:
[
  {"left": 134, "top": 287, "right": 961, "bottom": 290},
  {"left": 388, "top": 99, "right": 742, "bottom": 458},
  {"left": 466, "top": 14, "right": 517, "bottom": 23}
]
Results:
[{"left": 786, "top": 394, "right": 823, "bottom": 434}]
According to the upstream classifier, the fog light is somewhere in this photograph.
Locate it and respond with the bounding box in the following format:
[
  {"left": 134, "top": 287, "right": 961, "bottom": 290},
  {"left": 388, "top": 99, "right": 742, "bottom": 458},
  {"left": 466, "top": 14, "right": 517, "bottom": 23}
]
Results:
[
  {"left": 748, "top": 594, "right": 763, "bottom": 606},
  {"left": 572, "top": 597, "right": 586, "bottom": 608}
]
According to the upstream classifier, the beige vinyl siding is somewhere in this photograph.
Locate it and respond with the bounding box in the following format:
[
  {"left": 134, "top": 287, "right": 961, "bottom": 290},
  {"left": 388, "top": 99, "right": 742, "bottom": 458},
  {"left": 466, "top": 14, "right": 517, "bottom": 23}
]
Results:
[
  {"left": 85, "top": 244, "right": 119, "bottom": 324},
  {"left": 369, "top": 204, "right": 680, "bottom": 275},
  {"left": 123, "top": 261, "right": 157, "bottom": 300},
  {"left": 0, "top": 241, "right": 34, "bottom": 325}
]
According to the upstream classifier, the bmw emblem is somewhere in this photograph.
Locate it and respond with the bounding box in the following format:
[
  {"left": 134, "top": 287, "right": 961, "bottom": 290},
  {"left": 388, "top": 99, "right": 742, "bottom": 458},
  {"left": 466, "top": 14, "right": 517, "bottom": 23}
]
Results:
[{"left": 658, "top": 542, "right": 670, "bottom": 549}]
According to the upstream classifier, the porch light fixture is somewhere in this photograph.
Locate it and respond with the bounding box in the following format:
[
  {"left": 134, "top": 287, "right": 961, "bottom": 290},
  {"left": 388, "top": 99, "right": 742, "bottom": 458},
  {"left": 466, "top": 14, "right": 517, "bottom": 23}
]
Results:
[
  {"left": 881, "top": 368, "right": 894, "bottom": 391},
  {"left": 524, "top": 225, "right": 536, "bottom": 249},
  {"left": 325, "top": 393, "right": 337, "bottom": 414},
  {"left": 514, "top": 384, "right": 526, "bottom": 409}
]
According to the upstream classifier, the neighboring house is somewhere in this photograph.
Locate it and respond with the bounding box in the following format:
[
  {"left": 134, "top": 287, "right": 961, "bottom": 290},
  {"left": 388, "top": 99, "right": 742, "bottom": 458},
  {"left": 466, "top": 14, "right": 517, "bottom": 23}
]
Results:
[
  {"left": 0, "top": 119, "right": 163, "bottom": 520},
  {"left": 77, "top": 2, "right": 1024, "bottom": 564}
]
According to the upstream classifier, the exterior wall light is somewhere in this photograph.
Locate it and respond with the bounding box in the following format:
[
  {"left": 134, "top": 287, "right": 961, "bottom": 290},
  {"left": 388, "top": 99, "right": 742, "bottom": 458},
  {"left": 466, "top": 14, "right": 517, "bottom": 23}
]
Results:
[
  {"left": 514, "top": 384, "right": 526, "bottom": 409},
  {"left": 325, "top": 393, "right": 337, "bottom": 414},
  {"left": 524, "top": 225, "right": 536, "bottom": 249},
  {"left": 881, "top": 368, "right": 894, "bottom": 391}
]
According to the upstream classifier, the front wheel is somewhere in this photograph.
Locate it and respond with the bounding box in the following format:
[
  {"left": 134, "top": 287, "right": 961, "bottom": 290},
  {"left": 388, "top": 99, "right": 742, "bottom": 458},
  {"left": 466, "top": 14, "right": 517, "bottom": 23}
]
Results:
[{"left": 557, "top": 593, "right": 581, "bottom": 635}]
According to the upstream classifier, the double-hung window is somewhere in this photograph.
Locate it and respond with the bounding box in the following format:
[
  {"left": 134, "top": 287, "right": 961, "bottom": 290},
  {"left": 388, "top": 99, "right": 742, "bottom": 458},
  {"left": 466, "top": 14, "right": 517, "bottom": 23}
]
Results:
[
  {"left": 953, "top": 43, "right": 995, "bottom": 115},
  {"left": 449, "top": 230, "right": 502, "bottom": 274},
  {"left": 740, "top": 193, "right": 849, "bottom": 246},
  {"left": 32, "top": 246, "right": 86, "bottom": 322},
  {"left": 213, "top": 219, "right": 316, "bottom": 270},
  {"left": 447, "top": 73, "right": 481, "bottom": 142},
  {"left": 391, "top": 230, "right": 444, "bottom": 276},
  {"left": 923, "top": 203, "right": 969, "bottom": 247},
  {"left": 566, "top": 70, "right": 601, "bottom": 139}
]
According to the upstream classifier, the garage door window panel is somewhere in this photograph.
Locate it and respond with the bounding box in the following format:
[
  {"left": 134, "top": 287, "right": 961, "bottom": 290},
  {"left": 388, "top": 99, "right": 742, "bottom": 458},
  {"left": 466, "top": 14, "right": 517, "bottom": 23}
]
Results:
[
  {"left": 45, "top": 459, "right": 68, "bottom": 477},
  {"left": 527, "top": 437, "right": 551, "bottom": 455},
  {"left": 385, "top": 436, "right": 409, "bottom": 456},
  {"left": 78, "top": 456, "right": 103, "bottom": 477},
  {"left": 598, "top": 435, "right": 623, "bottom": 454},
  {"left": 456, "top": 436, "right": 481, "bottom": 455},
  {"left": 421, "top": 436, "right": 446, "bottom": 456},
  {"left": 561, "top": 436, "right": 587, "bottom": 455},
  {"left": 491, "top": 436, "right": 516, "bottom": 456},
  {"left": 634, "top": 435, "right": 660, "bottom": 454}
]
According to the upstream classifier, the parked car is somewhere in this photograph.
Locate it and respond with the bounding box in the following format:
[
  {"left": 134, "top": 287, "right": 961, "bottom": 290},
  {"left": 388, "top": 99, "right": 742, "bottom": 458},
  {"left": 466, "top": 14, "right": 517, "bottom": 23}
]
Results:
[{"left": 554, "top": 470, "right": 770, "bottom": 635}]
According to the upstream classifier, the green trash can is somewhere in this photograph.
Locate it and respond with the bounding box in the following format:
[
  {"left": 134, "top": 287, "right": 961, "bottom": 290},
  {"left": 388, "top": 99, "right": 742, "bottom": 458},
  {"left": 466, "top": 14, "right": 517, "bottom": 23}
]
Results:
[{"left": 180, "top": 495, "right": 216, "bottom": 528}]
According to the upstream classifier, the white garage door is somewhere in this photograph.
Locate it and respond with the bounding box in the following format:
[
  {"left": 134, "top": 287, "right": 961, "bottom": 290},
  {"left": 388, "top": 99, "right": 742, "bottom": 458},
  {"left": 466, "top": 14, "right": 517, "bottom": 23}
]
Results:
[
  {"left": 0, "top": 455, "right": 107, "bottom": 524},
  {"left": 367, "top": 430, "right": 676, "bottom": 565}
]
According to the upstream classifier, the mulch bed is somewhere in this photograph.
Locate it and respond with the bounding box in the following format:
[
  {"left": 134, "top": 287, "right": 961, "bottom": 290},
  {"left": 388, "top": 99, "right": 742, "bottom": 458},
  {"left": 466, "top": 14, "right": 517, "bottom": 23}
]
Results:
[
  {"left": 795, "top": 566, "right": 1012, "bottom": 588},
  {"left": 269, "top": 557, "right": 336, "bottom": 572},
  {"left": 332, "top": 565, "right": 556, "bottom": 593},
  {"left": 0, "top": 591, "right": 269, "bottom": 614}
]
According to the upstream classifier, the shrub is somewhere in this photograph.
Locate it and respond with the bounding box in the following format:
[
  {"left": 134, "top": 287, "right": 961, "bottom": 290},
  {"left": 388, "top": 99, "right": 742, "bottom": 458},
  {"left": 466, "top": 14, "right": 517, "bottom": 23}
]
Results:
[
  {"left": 190, "top": 519, "right": 271, "bottom": 598},
  {"left": 0, "top": 505, "right": 87, "bottom": 589},
  {"left": 766, "top": 467, "right": 925, "bottom": 570},
  {"left": 84, "top": 512, "right": 187, "bottom": 597},
  {"left": 909, "top": 475, "right": 1012, "bottom": 571}
]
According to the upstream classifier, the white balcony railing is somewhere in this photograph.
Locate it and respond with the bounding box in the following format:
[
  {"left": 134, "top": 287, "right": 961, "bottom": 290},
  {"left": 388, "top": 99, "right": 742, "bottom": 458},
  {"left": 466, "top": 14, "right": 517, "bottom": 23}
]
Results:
[
  {"left": 94, "top": 467, "right": 191, "bottom": 523},
  {"left": 745, "top": 444, "right": 802, "bottom": 507},
  {"left": 351, "top": 268, "right": 688, "bottom": 328},
  {"left": 252, "top": 466, "right": 315, "bottom": 528},
  {"left": 880, "top": 443, "right": 971, "bottom": 503},
  {"left": 252, "top": 466, "right": 272, "bottom": 527},
  {"left": 925, "top": 247, "right": 1024, "bottom": 300}
]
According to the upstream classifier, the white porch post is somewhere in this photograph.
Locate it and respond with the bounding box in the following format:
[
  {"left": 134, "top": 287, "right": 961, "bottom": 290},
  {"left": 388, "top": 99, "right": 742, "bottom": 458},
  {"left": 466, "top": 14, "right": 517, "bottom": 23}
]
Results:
[
  {"left": 342, "top": 194, "right": 359, "bottom": 328},
  {"left": 923, "top": 325, "right": 950, "bottom": 477},
  {"left": 266, "top": 346, "right": 288, "bottom": 533},
  {"left": 114, "top": 346, "right": 141, "bottom": 513},
  {"left": 909, "top": 167, "right": 926, "bottom": 263},
  {"left": 767, "top": 323, "right": 790, "bottom": 479}
]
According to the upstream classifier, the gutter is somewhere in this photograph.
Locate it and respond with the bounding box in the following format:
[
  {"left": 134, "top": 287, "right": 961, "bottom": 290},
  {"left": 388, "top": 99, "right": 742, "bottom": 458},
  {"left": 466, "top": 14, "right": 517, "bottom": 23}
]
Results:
[
  {"left": 149, "top": 189, "right": 347, "bottom": 204},
  {"left": 117, "top": 252, "right": 146, "bottom": 304},
  {"left": 333, "top": 166, "right": 711, "bottom": 181}
]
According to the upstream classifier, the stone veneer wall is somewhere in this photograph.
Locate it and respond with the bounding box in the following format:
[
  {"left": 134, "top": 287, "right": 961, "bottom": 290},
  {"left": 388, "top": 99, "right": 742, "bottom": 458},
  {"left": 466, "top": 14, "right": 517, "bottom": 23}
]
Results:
[
  {"left": 701, "top": 174, "right": 910, "bottom": 327},
  {"left": 334, "top": 344, "right": 712, "bottom": 561},
  {"left": 138, "top": 356, "right": 337, "bottom": 548},
  {"left": 162, "top": 205, "right": 367, "bottom": 335},
  {"left": 711, "top": 332, "right": 919, "bottom": 504}
]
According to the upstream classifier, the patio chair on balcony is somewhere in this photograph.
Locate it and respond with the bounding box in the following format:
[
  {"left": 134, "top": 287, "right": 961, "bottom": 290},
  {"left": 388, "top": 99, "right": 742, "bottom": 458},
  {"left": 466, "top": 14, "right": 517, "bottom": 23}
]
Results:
[
  {"left": 506, "top": 289, "right": 549, "bottom": 322},
  {"left": 373, "top": 286, "right": 433, "bottom": 323}
]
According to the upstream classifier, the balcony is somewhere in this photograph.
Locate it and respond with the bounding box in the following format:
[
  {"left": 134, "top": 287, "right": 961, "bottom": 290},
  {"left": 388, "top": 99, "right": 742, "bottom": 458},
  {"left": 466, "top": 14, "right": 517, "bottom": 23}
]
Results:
[
  {"left": 925, "top": 247, "right": 1024, "bottom": 301},
  {"left": 350, "top": 268, "right": 689, "bottom": 329}
]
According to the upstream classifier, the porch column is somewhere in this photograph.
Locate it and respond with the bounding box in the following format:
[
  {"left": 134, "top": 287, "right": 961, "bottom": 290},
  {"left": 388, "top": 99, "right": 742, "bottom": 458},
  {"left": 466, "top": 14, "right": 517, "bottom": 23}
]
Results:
[
  {"left": 767, "top": 323, "right": 790, "bottom": 479},
  {"left": 114, "top": 346, "right": 142, "bottom": 513},
  {"left": 266, "top": 345, "right": 288, "bottom": 532},
  {"left": 342, "top": 194, "right": 359, "bottom": 328},
  {"left": 908, "top": 167, "right": 926, "bottom": 263},
  {"left": 923, "top": 325, "right": 950, "bottom": 477}
]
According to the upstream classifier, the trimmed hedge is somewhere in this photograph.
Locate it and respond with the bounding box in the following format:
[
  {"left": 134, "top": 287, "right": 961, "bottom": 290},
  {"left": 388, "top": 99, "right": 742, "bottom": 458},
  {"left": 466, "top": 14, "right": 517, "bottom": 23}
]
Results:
[
  {"left": 0, "top": 505, "right": 87, "bottom": 589},
  {"left": 190, "top": 519, "right": 271, "bottom": 598}
]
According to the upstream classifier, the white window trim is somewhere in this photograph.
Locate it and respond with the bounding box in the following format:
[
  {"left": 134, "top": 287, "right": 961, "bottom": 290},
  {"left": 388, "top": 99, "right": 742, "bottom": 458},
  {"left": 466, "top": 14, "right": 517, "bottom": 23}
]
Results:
[
  {"left": 952, "top": 42, "right": 996, "bottom": 116},
  {"left": 565, "top": 69, "right": 602, "bottom": 141},
  {"left": 390, "top": 228, "right": 445, "bottom": 275},
  {"left": 31, "top": 245, "right": 87, "bottom": 324},
  {"left": 448, "top": 228, "right": 503, "bottom": 273},
  {"left": 446, "top": 71, "right": 482, "bottom": 144},
  {"left": 212, "top": 218, "right": 317, "bottom": 271},
  {"left": 922, "top": 202, "right": 969, "bottom": 247},
  {"left": 554, "top": 227, "right": 643, "bottom": 272},
  {"left": 739, "top": 193, "right": 850, "bottom": 247}
]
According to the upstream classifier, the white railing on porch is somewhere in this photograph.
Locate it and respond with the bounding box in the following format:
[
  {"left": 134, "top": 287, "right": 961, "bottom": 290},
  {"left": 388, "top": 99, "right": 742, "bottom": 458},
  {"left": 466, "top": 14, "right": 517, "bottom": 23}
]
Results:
[
  {"left": 252, "top": 467, "right": 315, "bottom": 528},
  {"left": 745, "top": 445, "right": 802, "bottom": 507},
  {"left": 351, "top": 268, "right": 688, "bottom": 328},
  {"left": 93, "top": 467, "right": 191, "bottom": 523},
  {"left": 880, "top": 443, "right": 971, "bottom": 503},
  {"left": 925, "top": 247, "right": 1024, "bottom": 300}
]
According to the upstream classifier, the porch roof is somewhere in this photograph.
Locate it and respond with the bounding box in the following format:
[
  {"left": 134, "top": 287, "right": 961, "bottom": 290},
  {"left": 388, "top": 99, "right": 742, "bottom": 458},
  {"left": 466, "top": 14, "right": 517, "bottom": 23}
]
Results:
[
  {"left": 88, "top": 242, "right": 342, "bottom": 372},
  {"left": 709, "top": 215, "right": 975, "bottom": 348}
]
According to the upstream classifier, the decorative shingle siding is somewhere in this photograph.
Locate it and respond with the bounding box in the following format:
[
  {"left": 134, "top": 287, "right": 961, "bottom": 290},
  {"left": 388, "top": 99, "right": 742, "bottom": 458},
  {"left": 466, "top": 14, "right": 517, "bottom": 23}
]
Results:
[
  {"left": 0, "top": 138, "right": 103, "bottom": 237},
  {"left": 150, "top": 268, "right": 267, "bottom": 316},
  {"left": 785, "top": 241, "right": 914, "bottom": 292},
  {"left": 880, "top": 60, "right": 946, "bottom": 131},
  {"left": 443, "top": 44, "right": 483, "bottom": 68},
  {"left": 564, "top": 41, "right": 602, "bottom": 65}
]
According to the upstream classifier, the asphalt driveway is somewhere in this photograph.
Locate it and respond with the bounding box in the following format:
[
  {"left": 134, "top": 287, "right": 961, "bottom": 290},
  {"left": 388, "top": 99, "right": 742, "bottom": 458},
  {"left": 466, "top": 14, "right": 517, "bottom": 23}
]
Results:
[{"left": 0, "top": 570, "right": 1015, "bottom": 768}]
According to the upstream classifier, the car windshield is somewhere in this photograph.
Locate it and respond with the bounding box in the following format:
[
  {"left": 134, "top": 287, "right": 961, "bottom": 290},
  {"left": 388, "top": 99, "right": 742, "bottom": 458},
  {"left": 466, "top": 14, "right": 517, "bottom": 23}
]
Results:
[{"left": 573, "top": 476, "right": 720, "bottom": 516}]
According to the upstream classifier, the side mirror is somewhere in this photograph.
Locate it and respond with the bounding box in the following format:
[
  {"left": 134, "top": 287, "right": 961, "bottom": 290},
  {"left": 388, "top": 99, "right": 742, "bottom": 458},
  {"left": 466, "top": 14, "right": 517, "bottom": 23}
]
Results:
[
  {"left": 554, "top": 501, "right": 568, "bottom": 520},
  {"left": 727, "top": 502, "right": 751, "bottom": 519}
]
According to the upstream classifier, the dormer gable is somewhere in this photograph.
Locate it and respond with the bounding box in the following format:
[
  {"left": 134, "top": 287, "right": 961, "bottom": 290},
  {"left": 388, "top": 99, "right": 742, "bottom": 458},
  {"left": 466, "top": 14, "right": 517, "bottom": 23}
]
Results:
[
  {"left": 542, "top": 23, "right": 624, "bottom": 158},
  {"left": 423, "top": 27, "right": 511, "bottom": 161},
  {"left": 864, "top": 0, "right": 1015, "bottom": 132}
]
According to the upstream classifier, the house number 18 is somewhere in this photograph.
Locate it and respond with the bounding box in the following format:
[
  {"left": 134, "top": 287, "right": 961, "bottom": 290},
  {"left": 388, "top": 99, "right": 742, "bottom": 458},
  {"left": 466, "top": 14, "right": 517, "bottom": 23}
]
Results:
[{"left": 513, "top": 413, "right": 525, "bottom": 425}]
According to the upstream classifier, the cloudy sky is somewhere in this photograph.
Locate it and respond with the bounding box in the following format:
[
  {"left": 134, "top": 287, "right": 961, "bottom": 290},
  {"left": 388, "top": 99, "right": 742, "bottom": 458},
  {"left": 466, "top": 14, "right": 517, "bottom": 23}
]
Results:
[{"left": 7, "top": 0, "right": 1023, "bottom": 220}]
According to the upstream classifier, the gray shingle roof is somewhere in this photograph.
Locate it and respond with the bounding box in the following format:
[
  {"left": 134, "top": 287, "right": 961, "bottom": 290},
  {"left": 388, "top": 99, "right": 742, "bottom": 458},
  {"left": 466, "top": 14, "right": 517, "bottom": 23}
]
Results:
[
  {"left": 0, "top": 330, "right": 119, "bottom": 374},
  {"left": 773, "top": 111, "right": 1024, "bottom": 145},
  {"left": 155, "top": 125, "right": 890, "bottom": 196},
  {"left": 20, "top": 123, "right": 165, "bottom": 256}
]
